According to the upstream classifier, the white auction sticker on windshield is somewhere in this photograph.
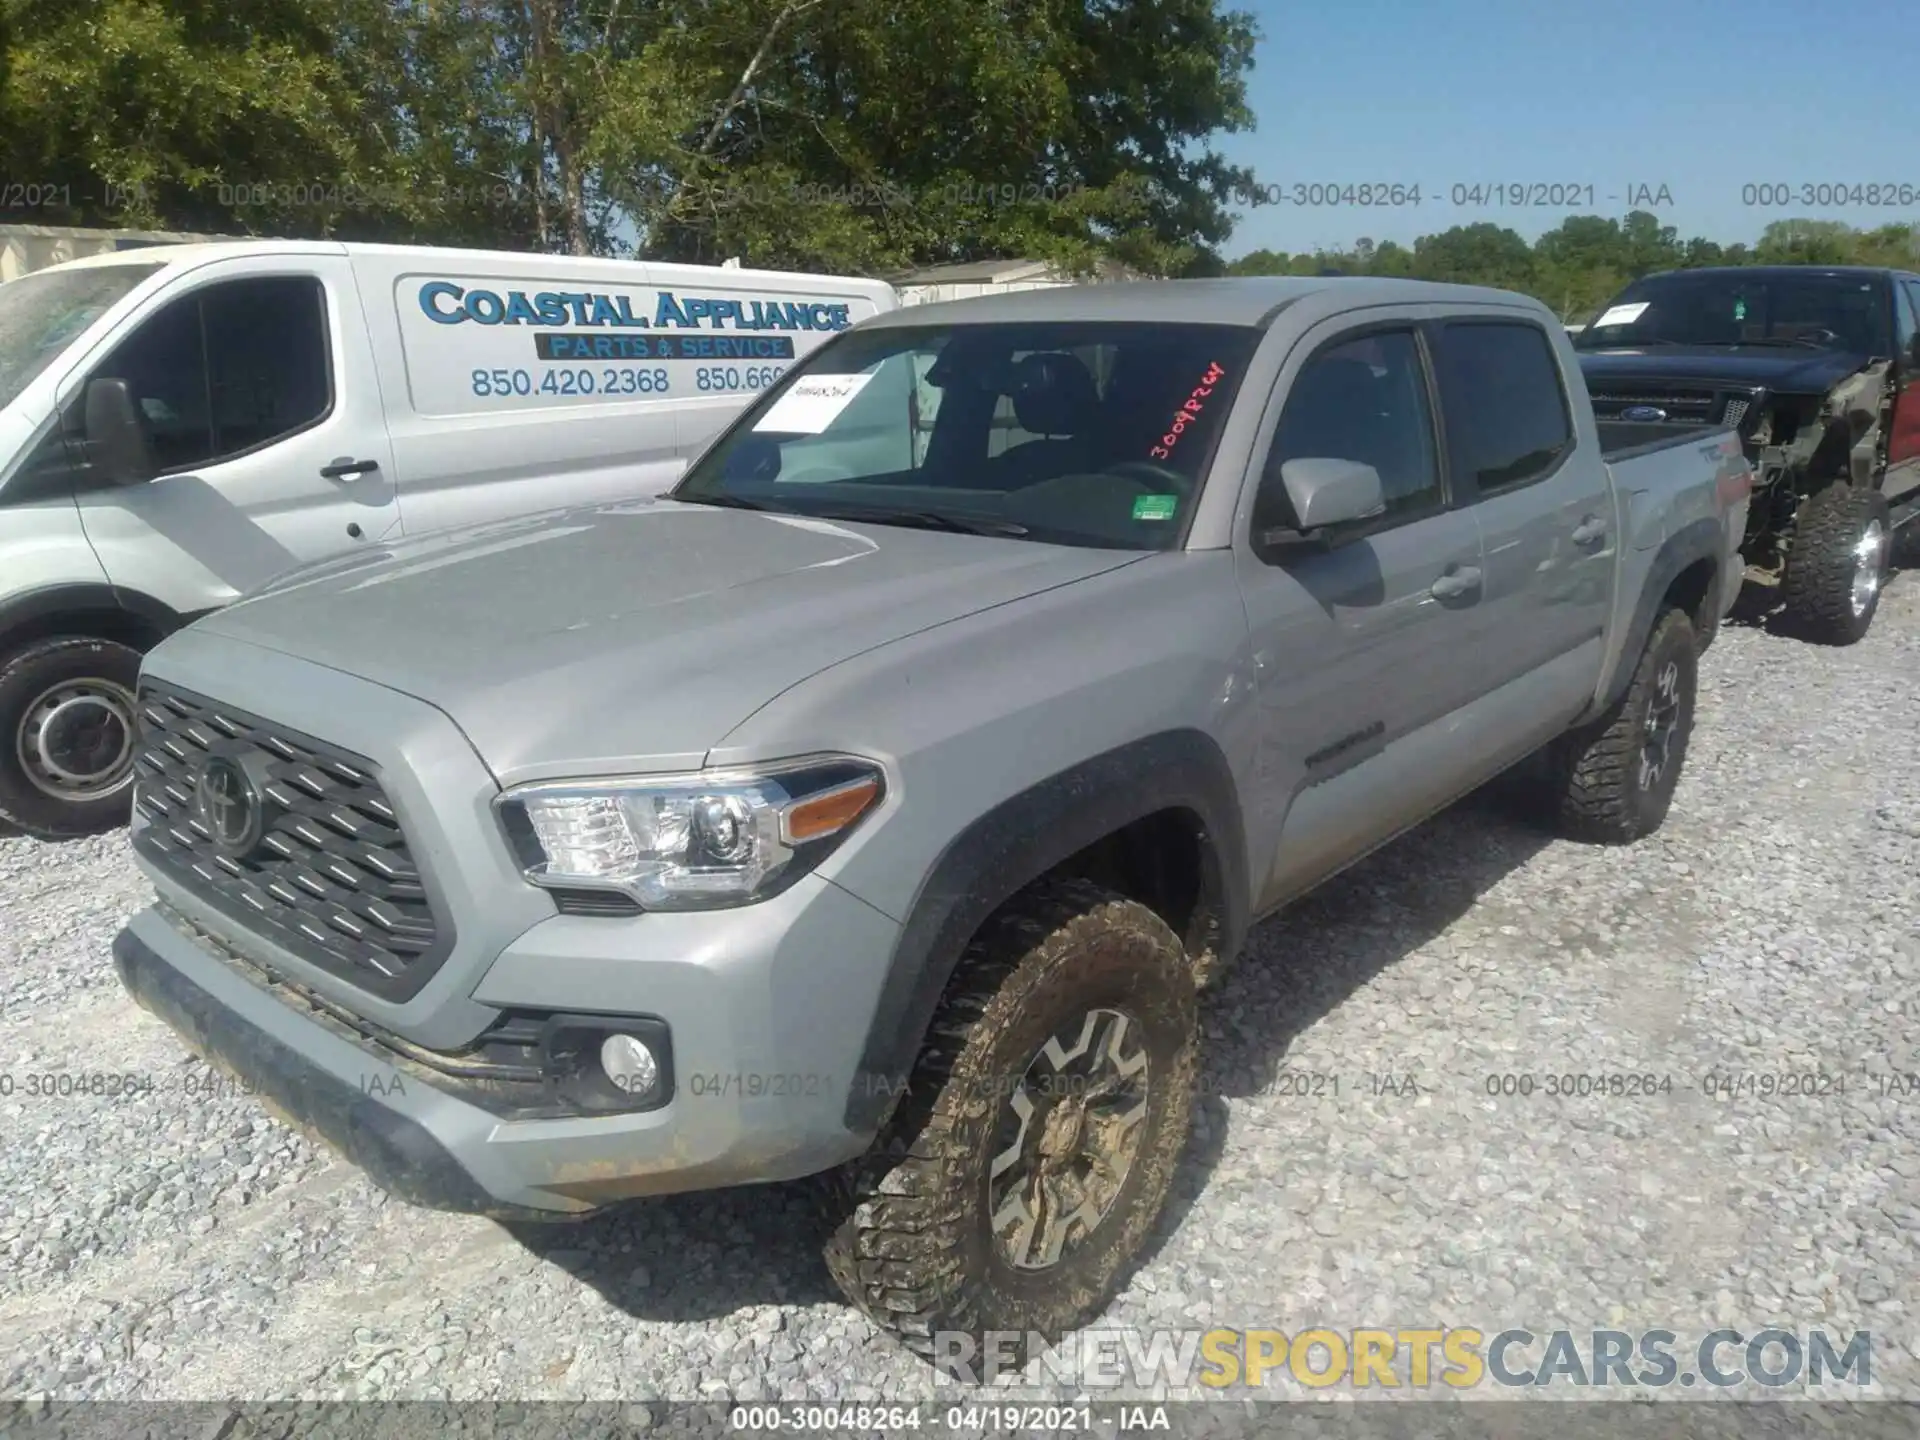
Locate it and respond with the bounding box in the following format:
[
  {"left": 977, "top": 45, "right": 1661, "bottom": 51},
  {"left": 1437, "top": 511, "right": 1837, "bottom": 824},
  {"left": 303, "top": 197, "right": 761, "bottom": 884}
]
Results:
[
  {"left": 1593, "top": 301, "right": 1650, "bottom": 327},
  {"left": 754, "top": 373, "right": 874, "bottom": 433}
]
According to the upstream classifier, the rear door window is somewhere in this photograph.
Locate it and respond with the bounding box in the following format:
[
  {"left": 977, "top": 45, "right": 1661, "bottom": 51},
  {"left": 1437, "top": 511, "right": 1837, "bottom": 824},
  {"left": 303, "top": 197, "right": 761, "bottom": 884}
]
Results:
[{"left": 1432, "top": 322, "right": 1573, "bottom": 495}]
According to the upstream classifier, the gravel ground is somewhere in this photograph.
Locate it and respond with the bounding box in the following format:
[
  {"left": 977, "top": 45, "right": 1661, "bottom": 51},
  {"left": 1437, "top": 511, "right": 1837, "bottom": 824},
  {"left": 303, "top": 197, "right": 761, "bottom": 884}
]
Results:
[{"left": 0, "top": 571, "right": 1916, "bottom": 1411}]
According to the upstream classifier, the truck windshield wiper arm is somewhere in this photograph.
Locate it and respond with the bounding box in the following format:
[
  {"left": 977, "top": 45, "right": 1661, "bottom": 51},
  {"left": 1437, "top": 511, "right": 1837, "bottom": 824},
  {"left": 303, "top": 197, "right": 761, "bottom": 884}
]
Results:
[
  {"left": 665, "top": 492, "right": 791, "bottom": 512},
  {"left": 803, "top": 504, "right": 1030, "bottom": 537}
]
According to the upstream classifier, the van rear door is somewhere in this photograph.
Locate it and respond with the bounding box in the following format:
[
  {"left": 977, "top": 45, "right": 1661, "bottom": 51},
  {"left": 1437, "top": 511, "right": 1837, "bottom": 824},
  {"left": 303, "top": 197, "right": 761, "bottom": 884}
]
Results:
[{"left": 64, "top": 252, "right": 399, "bottom": 614}]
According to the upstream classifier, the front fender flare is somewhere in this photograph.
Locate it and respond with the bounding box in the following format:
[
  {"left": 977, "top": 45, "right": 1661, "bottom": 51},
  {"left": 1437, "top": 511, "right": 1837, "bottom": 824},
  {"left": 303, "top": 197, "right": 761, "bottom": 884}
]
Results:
[
  {"left": 842, "top": 729, "right": 1248, "bottom": 1132},
  {"left": 0, "top": 582, "right": 196, "bottom": 653}
]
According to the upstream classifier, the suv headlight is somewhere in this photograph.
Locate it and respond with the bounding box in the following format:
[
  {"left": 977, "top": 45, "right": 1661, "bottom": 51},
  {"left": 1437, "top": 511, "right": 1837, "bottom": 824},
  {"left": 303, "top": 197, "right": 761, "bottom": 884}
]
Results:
[{"left": 494, "top": 755, "right": 884, "bottom": 910}]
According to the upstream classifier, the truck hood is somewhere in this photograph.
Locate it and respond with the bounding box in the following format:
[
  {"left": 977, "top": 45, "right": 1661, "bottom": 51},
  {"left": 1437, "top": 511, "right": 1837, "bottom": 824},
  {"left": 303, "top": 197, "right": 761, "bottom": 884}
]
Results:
[
  {"left": 1577, "top": 345, "right": 1872, "bottom": 395},
  {"left": 195, "top": 496, "right": 1139, "bottom": 781}
]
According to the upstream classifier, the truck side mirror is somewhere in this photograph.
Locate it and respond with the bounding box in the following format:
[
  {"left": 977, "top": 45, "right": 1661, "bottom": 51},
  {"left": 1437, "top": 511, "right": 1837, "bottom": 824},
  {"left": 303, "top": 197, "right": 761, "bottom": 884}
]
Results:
[
  {"left": 1255, "top": 457, "right": 1386, "bottom": 550},
  {"left": 83, "top": 378, "right": 156, "bottom": 486}
]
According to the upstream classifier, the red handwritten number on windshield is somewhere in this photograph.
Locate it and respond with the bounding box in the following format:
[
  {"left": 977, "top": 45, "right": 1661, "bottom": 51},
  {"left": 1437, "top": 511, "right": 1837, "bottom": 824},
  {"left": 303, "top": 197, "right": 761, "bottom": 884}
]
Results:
[{"left": 1149, "top": 362, "right": 1227, "bottom": 461}]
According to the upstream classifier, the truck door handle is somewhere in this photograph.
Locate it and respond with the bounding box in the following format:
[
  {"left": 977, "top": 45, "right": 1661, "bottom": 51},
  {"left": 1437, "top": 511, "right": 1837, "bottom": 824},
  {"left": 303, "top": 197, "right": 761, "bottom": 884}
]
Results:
[
  {"left": 320, "top": 457, "right": 380, "bottom": 480},
  {"left": 1429, "top": 565, "right": 1482, "bottom": 600},
  {"left": 1571, "top": 515, "right": 1608, "bottom": 548}
]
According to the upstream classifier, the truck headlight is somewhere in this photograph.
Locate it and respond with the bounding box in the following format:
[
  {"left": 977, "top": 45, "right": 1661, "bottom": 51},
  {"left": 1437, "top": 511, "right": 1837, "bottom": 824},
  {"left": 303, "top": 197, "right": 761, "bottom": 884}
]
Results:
[{"left": 494, "top": 755, "right": 884, "bottom": 910}]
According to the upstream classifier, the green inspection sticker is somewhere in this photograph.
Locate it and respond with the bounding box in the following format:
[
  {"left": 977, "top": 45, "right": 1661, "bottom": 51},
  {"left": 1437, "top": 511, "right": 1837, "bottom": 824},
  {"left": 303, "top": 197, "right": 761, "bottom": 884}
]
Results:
[
  {"left": 1133, "top": 493, "right": 1179, "bottom": 522},
  {"left": 1733, "top": 298, "right": 1748, "bottom": 321}
]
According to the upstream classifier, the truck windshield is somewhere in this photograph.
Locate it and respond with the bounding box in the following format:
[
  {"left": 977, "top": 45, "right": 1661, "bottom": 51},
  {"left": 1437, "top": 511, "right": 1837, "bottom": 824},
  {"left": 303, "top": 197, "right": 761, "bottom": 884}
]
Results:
[
  {"left": 673, "top": 320, "right": 1260, "bottom": 550},
  {"left": 0, "top": 263, "right": 163, "bottom": 411},
  {"left": 1574, "top": 272, "right": 1889, "bottom": 355}
]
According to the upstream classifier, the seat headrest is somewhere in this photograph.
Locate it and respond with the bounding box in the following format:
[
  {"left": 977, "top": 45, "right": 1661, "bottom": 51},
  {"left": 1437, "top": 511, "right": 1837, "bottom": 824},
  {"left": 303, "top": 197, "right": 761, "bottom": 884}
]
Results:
[{"left": 1008, "top": 352, "right": 1099, "bottom": 438}]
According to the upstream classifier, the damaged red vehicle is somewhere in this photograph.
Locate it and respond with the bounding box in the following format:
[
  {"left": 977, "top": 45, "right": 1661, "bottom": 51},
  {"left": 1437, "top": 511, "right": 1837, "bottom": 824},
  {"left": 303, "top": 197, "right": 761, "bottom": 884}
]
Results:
[{"left": 1576, "top": 265, "right": 1920, "bottom": 643}]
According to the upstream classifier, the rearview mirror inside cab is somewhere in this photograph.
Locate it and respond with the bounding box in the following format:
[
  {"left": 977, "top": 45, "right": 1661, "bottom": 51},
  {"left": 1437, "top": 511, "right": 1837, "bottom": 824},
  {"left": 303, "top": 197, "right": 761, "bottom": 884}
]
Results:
[
  {"left": 1255, "top": 456, "right": 1386, "bottom": 551},
  {"left": 723, "top": 435, "right": 783, "bottom": 485}
]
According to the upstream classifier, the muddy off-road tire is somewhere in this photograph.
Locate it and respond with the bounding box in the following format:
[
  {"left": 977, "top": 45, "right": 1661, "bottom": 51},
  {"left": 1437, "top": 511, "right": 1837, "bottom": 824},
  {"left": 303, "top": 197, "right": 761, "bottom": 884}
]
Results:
[
  {"left": 823, "top": 879, "right": 1198, "bottom": 1359},
  {"left": 1782, "top": 482, "right": 1892, "bottom": 645},
  {"left": 1546, "top": 607, "right": 1697, "bottom": 845},
  {"left": 0, "top": 636, "right": 144, "bottom": 840}
]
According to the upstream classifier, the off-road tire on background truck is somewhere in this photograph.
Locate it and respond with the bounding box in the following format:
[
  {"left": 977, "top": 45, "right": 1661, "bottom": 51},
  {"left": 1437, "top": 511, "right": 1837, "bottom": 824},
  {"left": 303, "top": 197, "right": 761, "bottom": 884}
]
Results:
[
  {"left": 1780, "top": 483, "right": 1893, "bottom": 646},
  {"left": 0, "top": 636, "right": 145, "bottom": 839},
  {"left": 823, "top": 878, "right": 1199, "bottom": 1359}
]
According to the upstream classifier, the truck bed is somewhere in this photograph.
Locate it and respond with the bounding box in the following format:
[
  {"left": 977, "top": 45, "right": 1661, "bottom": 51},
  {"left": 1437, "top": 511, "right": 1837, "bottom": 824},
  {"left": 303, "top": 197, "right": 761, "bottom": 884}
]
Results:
[{"left": 1596, "top": 420, "right": 1738, "bottom": 462}]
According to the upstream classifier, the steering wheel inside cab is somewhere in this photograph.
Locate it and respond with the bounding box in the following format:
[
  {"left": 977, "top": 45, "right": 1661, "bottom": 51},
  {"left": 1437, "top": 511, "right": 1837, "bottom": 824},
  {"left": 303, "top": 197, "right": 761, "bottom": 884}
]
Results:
[{"left": 988, "top": 352, "right": 1195, "bottom": 495}]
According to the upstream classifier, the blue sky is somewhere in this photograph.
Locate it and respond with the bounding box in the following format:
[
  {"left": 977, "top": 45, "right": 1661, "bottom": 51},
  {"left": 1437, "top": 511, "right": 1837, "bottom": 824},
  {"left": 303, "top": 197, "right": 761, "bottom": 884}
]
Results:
[{"left": 1216, "top": 0, "right": 1920, "bottom": 258}]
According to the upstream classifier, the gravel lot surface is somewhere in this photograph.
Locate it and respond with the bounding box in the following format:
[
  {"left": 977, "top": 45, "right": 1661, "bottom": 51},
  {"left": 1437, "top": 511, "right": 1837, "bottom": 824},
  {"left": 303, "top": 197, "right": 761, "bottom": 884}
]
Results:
[{"left": 1, "top": 572, "right": 1916, "bottom": 1412}]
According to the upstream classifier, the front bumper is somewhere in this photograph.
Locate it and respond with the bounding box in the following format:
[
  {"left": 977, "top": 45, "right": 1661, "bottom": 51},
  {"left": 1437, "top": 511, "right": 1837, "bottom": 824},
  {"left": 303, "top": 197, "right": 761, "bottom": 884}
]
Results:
[
  {"left": 117, "top": 873, "right": 902, "bottom": 1214},
  {"left": 114, "top": 922, "right": 552, "bottom": 1220}
]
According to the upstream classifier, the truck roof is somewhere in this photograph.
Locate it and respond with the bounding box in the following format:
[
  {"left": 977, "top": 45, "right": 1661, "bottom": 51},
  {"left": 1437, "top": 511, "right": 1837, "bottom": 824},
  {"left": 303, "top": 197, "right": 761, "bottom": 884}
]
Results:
[{"left": 859, "top": 275, "right": 1548, "bottom": 329}]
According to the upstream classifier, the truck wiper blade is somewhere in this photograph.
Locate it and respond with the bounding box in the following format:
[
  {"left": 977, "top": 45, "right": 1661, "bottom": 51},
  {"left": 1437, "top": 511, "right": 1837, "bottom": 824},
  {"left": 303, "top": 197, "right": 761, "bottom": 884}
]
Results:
[
  {"left": 806, "top": 504, "right": 1030, "bottom": 537},
  {"left": 1728, "top": 337, "right": 1832, "bottom": 349}
]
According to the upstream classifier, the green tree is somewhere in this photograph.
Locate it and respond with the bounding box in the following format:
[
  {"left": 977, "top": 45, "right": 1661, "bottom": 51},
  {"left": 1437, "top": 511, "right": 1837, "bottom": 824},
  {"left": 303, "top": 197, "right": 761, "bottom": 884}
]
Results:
[{"left": 1408, "top": 222, "right": 1533, "bottom": 287}]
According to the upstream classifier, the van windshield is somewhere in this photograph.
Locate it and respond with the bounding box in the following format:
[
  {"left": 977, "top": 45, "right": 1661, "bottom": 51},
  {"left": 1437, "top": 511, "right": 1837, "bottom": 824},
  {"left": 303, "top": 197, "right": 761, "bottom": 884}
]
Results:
[
  {"left": 672, "top": 320, "right": 1260, "bottom": 550},
  {"left": 0, "top": 263, "right": 162, "bottom": 410}
]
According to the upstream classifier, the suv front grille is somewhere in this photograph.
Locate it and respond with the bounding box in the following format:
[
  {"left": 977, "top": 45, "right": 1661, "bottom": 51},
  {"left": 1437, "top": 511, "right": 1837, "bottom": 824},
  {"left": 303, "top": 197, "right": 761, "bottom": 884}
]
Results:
[{"left": 131, "top": 682, "right": 452, "bottom": 1001}]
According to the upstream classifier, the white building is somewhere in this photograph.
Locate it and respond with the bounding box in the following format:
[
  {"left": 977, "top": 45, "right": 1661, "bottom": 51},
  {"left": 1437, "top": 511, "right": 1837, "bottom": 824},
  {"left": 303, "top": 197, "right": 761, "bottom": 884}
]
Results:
[
  {"left": 890, "top": 257, "right": 1140, "bottom": 306},
  {"left": 0, "top": 223, "right": 228, "bottom": 282}
]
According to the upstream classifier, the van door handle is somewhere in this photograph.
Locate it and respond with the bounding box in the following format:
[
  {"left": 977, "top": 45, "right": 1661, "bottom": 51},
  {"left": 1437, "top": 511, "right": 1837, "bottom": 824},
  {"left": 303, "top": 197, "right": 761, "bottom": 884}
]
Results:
[
  {"left": 1429, "top": 565, "right": 1482, "bottom": 600},
  {"left": 320, "top": 457, "right": 379, "bottom": 480},
  {"left": 1571, "top": 515, "right": 1608, "bottom": 548}
]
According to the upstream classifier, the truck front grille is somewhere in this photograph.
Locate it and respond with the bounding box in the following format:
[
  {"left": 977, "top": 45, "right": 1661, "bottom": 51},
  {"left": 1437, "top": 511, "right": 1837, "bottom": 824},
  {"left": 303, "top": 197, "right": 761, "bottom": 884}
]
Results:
[
  {"left": 1587, "top": 385, "right": 1757, "bottom": 433},
  {"left": 130, "top": 682, "right": 451, "bottom": 1001}
]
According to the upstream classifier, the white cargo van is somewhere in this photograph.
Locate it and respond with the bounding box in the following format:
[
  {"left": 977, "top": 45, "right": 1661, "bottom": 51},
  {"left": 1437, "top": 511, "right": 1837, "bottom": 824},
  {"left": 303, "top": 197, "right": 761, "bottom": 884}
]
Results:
[{"left": 0, "top": 240, "right": 895, "bottom": 836}]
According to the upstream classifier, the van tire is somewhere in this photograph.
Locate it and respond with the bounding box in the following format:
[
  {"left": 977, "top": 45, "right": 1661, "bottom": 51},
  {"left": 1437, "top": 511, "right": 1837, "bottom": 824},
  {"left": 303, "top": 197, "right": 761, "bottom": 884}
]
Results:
[
  {"left": 1547, "top": 607, "right": 1697, "bottom": 845},
  {"left": 821, "top": 878, "right": 1197, "bottom": 1360},
  {"left": 1782, "top": 483, "right": 1891, "bottom": 645},
  {"left": 0, "top": 636, "right": 145, "bottom": 840}
]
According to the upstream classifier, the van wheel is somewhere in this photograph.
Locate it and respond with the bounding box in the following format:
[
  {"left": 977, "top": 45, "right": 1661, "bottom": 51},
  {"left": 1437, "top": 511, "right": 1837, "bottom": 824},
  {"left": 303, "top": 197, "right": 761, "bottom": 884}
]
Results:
[
  {"left": 822, "top": 878, "right": 1197, "bottom": 1360},
  {"left": 1782, "top": 483, "right": 1891, "bottom": 645},
  {"left": 0, "top": 637, "right": 145, "bottom": 839},
  {"left": 1546, "top": 607, "right": 1697, "bottom": 845}
]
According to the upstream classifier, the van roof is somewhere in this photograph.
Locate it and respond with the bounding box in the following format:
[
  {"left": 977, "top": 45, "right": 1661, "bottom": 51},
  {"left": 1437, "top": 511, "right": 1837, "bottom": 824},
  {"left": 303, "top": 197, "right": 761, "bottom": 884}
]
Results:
[{"left": 37, "top": 239, "right": 891, "bottom": 290}]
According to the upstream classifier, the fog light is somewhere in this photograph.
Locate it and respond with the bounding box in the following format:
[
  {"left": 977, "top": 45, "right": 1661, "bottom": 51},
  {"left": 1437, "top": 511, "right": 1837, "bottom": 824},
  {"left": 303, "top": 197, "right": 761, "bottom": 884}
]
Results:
[{"left": 600, "top": 1033, "right": 660, "bottom": 1097}]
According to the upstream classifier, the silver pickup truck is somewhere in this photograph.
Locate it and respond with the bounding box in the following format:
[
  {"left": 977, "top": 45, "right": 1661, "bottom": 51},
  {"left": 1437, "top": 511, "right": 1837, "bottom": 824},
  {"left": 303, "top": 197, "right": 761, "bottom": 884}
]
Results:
[{"left": 112, "top": 277, "right": 1750, "bottom": 1355}]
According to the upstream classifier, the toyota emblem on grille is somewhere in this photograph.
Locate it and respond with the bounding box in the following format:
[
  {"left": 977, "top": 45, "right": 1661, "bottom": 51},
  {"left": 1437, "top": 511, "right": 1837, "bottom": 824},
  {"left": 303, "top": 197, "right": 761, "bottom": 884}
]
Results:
[
  {"left": 196, "top": 754, "right": 265, "bottom": 856},
  {"left": 1621, "top": 404, "right": 1669, "bottom": 422}
]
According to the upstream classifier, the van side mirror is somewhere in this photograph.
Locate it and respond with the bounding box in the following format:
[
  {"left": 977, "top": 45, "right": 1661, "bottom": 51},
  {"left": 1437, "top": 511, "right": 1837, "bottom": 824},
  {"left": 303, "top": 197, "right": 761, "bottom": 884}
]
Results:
[
  {"left": 83, "top": 378, "right": 156, "bottom": 486},
  {"left": 1256, "top": 457, "right": 1386, "bottom": 549}
]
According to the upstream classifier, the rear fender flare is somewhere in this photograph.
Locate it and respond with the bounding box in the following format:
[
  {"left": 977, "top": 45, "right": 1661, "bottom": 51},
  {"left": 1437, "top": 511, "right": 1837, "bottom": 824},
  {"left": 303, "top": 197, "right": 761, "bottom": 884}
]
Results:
[{"left": 1590, "top": 517, "right": 1723, "bottom": 717}]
